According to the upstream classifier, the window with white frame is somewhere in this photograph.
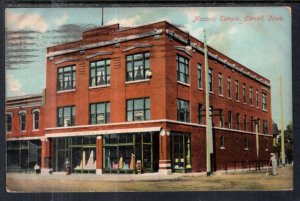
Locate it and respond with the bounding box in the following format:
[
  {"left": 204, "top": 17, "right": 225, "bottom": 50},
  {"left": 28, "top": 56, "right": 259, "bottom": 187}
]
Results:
[
  {"left": 127, "top": 97, "right": 150, "bottom": 121},
  {"left": 19, "top": 112, "right": 26, "bottom": 131},
  {"left": 263, "top": 120, "right": 268, "bottom": 134},
  {"left": 228, "top": 111, "right": 232, "bottom": 129},
  {"left": 236, "top": 113, "right": 240, "bottom": 130},
  {"left": 33, "top": 110, "right": 39, "bottom": 130},
  {"left": 208, "top": 68, "right": 213, "bottom": 92},
  {"left": 244, "top": 138, "right": 249, "bottom": 149},
  {"left": 262, "top": 93, "right": 267, "bottom": 110},
  {"left": 198, "top": 64, "right": 202, "bottom": 88},
  {"left": 6, "top": 114, "right": 12, "bottom": 132},
  {"left": 198, "top": 104, "right": 203, "bottom": 124},
  {"left": 256, "top": 90, "right": 259, "bottom": 107},
  {"left": 219, "top": 110, "right": 223, "bottom": 128},
  {"left": 228, "top": 77, "right": 231, "bottom": 98},
  {"left": 218, "top": 73, "right": 223, "bottom": 95},
  {"left": 90, "top": 59, "right": 110, "bottom": 86},
  {"left": 243, "top": 114, "right": 247, "bottom": 131},
  {"left": 126, "top": 52, "right": 150, "bottom": 81},
  {"left": 57, "top": 65, "right": 76, "bottom": 91},
  {"left": 57, "top": 106, "right": 75, "bottom": 127},
  {"left": 90, "top": 102, "right": 110, "bottom": 124},
  {"left": 235, "top": 80, "right": 239, "bottom": 101},
  {"left": 177, "top": 99, "right": 190, "bottom": 122},
  {"left": 250, "top": 87, "right": 253, "bottom": 105},
  {"left": 176, "top": 55, "right": 189, "bottom": 84},
  {"left": 220, "top": 136, "right": 225, "bottom": 148},
  {"left": 243, "top": 83, "right": 246, "bottom": 103}
]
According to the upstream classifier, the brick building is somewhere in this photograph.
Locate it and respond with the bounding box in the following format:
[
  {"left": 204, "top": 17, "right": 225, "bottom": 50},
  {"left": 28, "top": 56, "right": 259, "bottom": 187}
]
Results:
[{"left": 6, "top": 21, "right": 272, "bottom": 174}]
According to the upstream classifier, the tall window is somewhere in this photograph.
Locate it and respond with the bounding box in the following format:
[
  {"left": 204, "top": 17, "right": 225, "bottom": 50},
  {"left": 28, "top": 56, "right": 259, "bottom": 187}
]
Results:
[
  {"left": 256, "top": 90, "right": 259, "bottom": 107},
  {"left": 176, "top": 55, "right": 189, "bottom": 84},
  {"left": 6, "top": 114, "right": 12, "bottom": 132},
  {"left": 198, "top": 104, "right": 203, "bottom": 124},
  {"left": 19, "top": 112, "right": 26, "bottom": 131},
  {"left": 198, "top": 64, "right": 202, "bottom": 88},
  {"left": 219, "top": 110, "right": 223, "bottom": 128},
  {"left": 250, "top": 87, "right": 253, "bottom": 105},
  {"left": 208, "top": 68, "right": 213, "bottom": 92},
  {"left": 126, "top": 52, "right": 150, "bottom": 81},
  {"left": 262, "top": 93, "right": 267, "bottom": 110},
  {"left": 244, "top": 138, "right": 249, "bottom": 149},
  {"left": 127, "top": 97, "right": 150, "bottom": 121},
  {"left": 177, "top": 99, "right": 190, "bottom": 122},
  {"left": 243, "top": 84, "right": 246, "bottom": 103},
  {"left": 251, "top": 116, "right": 254, "bottom": 132},
  {"left": 228, "top": 111, "right": 232, "bottom": 129},
  {"left": 90, "top": 102, "right": 110, "bottom": 124},
  {"left": 235, "top": 80, "right": 239, "bottom": 101},
  {"left": 33, "top": 111, "right": 39, "bottom": 130},
  {"left": 218, "top": 73, "right": 223, "bottom": 95},
  {"left": 220, "top": 136, "right": 225, "bottom": 148},
  {"left": 57, "top": 106, "right": 75, "bottom": 127},
  {"left": 263, "top": 120, "right": 268, "bottom": 134},
  {"left": 90, "top": 59, "right": 110, "bottom": 86},
  {"left": 228, "top": 77, "right": 231, "bottom": 98},
  {"left": 57, "top": 65, "right": 76, "bottom": 91},
  {"left": 236, "top": 113, "right": 240, "bottom": 130},
  {"left": 243, "top": 114, "right": 247, "bottom": 131}
]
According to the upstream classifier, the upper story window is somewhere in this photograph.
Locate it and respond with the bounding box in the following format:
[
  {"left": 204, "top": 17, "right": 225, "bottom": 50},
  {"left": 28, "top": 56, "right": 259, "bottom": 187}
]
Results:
[
  {"left": 249, "top": 87, "right": 253, "bottom": 105},
  {"left": 256, "top": 90, "right": 259, "bottom": 107},
  {"left": 126, "top": 52, "right": 150, "bottom": 81},
  {"left": 177, "top": 99, "right": 190, "bottom": 122},
  {"left": 6, "top": 114, "right": 12, "bottom": 132},
  {"left": 244, "top": 138, "right": 249, "bottom": 149},
  {"left": 90, "top": 59, "right": 110, "bottom": 86},
  {"left": 33, "top": 110, "right": 39, "bottom": 130},
  {"left": 219, "top": 110, "right": 223, "bottom": 128},
  {"left": 220, "top": 136, "right": 225, "bottom": 148},
  {"left": 57, "top": 106, "right": 75, "bottom": 127},
  {"left": 198, "top": 104, "right": 203, "bottom": 124},
  {"left": 127, "top": 97, "right": 150, "bottom": 121},
  {"left": 19, "top": 112, "right": 26, "bottom": 131},
  {"left": 198, "top": 64, "right": 202, "bottom": 88},
  {"left": 263, "top": 120, "right": 268, "bottom": 134},
  {"left": 250, "top": 116, "right": 254, "bottom": 132},
  {"left": 176, "top": 55, "right": 189, "bottom": 84},
  {"left": 57, "top": 65, "right": 76, "bottom": 91},
  {"left": 262, "top": 93, "right": 267, "bottom": 110},
  {"left": 228, "top": 111, "right": 232, "bottom": 129},
  {"left": 218, "top": 73, "right": 223, "bottom": 95},
  {"left": 235, "top": 80, "right": 239, "bottom": 101},
  {"left": 90, "top": 102, "right": 110, "bottom": 124},
  {"left": 243, "top": 84, "right": 246, "bottom": 103},
  {"left": 243, "top": 114, "right": 247, "bottom": 131},
  {"left": 208, "top": 68, "right": 213, "bottom": 92},
  {"left": 227, "top": 77, "right": 231, "bottom": 98},
  {"left": 236, "top": 113, "right": 240, "bottom": 130}
]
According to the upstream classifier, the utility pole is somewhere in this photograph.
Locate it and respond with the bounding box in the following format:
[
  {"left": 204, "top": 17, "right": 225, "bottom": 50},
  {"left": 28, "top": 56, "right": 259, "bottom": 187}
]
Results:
[
  {"left": 280, "top": 77, "right": 286, "bottom": 165},
  {"left": 101, "top": 7, "right": 104, "bottom": 26},
  {"left": 204, "top": 29, "right": 213, "bottom": 176},
  {"left": 255, "top": 119, "right": 259, "bottom": 167}
]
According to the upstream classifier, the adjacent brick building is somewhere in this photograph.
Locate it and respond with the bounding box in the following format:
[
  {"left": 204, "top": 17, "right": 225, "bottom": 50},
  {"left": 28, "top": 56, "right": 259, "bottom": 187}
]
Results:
[{"left": 6, "top": 21, "right": 272, "bottom": 174}]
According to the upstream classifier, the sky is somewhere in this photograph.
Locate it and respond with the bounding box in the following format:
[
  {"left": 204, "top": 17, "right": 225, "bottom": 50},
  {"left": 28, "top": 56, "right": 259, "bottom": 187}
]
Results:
[{"left": 5, "top": 7, "right": 292, "bottom": 128}]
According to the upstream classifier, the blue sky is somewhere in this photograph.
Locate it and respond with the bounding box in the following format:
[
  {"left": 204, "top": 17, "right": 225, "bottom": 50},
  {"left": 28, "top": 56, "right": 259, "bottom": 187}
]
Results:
[{"left": 5, "top": 7, "right": 292, "bottom": 128}]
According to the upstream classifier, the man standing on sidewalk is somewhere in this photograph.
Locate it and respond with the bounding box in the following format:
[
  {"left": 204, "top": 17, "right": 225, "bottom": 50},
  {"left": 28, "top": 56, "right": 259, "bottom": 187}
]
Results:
[{"left": 270, "top": 153, "right": 277, "bottom": 175}]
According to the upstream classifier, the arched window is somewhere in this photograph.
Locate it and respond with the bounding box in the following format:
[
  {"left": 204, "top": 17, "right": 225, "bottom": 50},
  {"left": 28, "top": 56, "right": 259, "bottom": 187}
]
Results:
[
  {"left": 19, "top": 111, "right": 26, "bottom": 131},
  {"left": 220, "top": 136, "right": 225, "bottom": 148},
  {"left": 32, "top": 110, "right": 40, "bottom": 130},
  {"left": 6, "top": 114, "right": 12, "bottom": 132}
]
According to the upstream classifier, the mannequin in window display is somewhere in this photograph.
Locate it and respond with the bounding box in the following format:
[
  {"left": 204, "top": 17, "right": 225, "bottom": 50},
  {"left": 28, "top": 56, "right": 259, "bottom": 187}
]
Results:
[
  {"left": 65, "top": 158, "right": 71, "bottom": 175},
  {"left": 130, "top": 153, "right": 135, "bottom": 169},
  {"left": 135, "top": 66, "right": 144, "bottom": 80},
  {"left": 186, "top": 139, "right": 191, "bottom": 169},
  {"left": 118, "top": 155, "right": 124, "bottom": 169}
]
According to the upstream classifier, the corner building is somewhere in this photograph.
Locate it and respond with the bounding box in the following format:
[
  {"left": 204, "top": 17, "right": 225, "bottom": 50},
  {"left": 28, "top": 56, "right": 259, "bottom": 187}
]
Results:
[{"left": 6, "top": 21, "right": 272, "bottom": 174}]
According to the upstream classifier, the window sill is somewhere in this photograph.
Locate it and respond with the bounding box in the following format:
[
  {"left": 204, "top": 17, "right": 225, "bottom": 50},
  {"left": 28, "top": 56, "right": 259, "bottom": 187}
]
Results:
[
  {"left": 126, "top": 79, "right": 150, "bottom": 85},
  {"left": 220, "top": 147, "right": 225, "bottom": 150},
  {"left": 177, "top": 81, "right": 190, "bottom": 87},
  {"left": 198, "top": 88, "right": 203, "bottom": 91},
  {"left": 6, "top": 132, "right": 12, "bottom": 134},
  {"left": 228, "top": 98, "right": 232, "bottom": 100},
  {"left": 243, "top": 102, "right": 247, "bottom": 105},
  {"left": 32, "top": 129, "right": 39, "bottom": 132},
  {"left": 256, "top": 107, "right": 260, "bottom": 109},
  {"left": 219, "top": 94, "right": 224, "bottom": 97},
  {"left": 89, "top": 84, "right": 110, "bottom": 89},
  {"left": 265, "top": 148, "right": 269, "bottom": 152},
  {"left": 236, "top": 100, "right": 240, "bottom": 102},
  {"left": 250, "top": 105, "right": 254, "bottom": 107},
  {"left": 209, "top": 91, "right": 214, "bottom": 94},
  {"left": 20, "top": 131, "right": 26, "bottom": 133},
  {"left": 244, "top": 148, "right": 249, "bottom": 151},
  {"left": 263, "top": 109, "right": 268, "bottom": 112},
  {"left": 57, "top": 89, "right": 76, "bottom": 94}
]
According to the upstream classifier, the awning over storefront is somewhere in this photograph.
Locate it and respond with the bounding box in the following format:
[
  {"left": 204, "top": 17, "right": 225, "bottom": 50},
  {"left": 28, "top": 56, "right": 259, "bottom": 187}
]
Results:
[{"left": 45, "top": 127, "right": 162, "bottom": 138}]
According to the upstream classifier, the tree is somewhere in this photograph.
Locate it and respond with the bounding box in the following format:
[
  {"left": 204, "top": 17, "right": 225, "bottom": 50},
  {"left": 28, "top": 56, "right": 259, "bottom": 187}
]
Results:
[{"left": 274, "top": 122, "right": 293, "bottom": 163}]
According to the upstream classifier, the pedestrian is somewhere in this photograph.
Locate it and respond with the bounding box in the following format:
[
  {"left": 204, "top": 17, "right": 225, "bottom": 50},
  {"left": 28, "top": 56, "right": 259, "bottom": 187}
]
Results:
[
  {"left": 65, "top": 158, "right": 71, "bottom": 175},
  {"left": 270, "top": 153, "right": 277, "bottom": 175},
  {"left": 34, "top": 163, "right": 40, "bottom": 175}
]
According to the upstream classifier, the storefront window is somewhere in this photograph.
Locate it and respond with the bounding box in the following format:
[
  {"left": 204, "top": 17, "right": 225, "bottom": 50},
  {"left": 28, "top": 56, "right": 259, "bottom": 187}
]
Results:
[
  {"left": 103, "top": 132, "right": 159, "bottom": 174},
  {"left": 171, "top": 132, "right": 191, "bottom": 172}
]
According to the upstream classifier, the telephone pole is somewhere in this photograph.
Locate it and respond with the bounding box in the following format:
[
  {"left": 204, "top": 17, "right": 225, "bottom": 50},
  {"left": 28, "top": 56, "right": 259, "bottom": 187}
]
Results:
[{"left": 280, "top": 77, "right": 286, "bottom": 165}]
